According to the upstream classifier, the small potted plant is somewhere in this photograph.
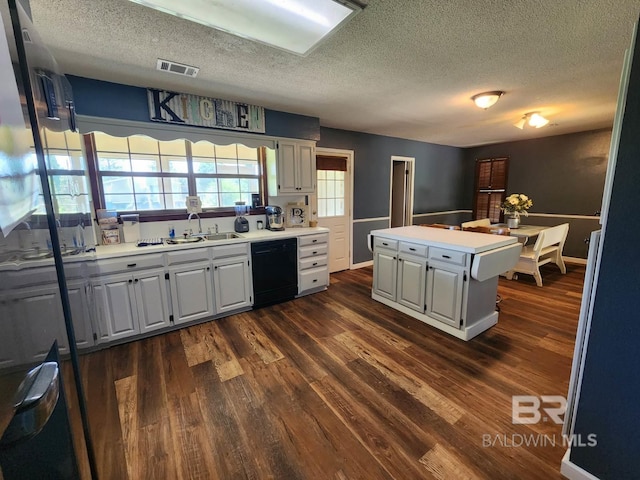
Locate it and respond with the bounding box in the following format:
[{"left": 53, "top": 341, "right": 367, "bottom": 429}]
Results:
[{"left": 501, "top": 194, "right": 533, "bottom": 229}]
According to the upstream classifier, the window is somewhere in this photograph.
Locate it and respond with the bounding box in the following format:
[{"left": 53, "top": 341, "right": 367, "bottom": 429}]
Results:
[
  {"left": 91, "top": 132, "right": 262, "bottom": 214},
  {"left": 317, "top": 155, "right": 347, "bottom": 217},
  {"left": 33, "top": 129, "right": 91, "bottom": 215},
  {"left": 473, "top": 157, "right": 509, "bottom": 223}
]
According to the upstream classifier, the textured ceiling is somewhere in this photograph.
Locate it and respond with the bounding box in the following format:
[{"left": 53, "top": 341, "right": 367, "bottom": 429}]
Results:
[{"left": 29, "top": 0, "right": 640, "bottom": 147}]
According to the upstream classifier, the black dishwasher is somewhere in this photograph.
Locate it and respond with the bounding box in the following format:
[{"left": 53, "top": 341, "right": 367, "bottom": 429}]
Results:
[{"left": 251, "top": 238, "right": 298, "bottom": 308}]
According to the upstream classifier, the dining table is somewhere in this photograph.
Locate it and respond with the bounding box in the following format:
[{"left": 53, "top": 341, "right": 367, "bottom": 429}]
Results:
[{"left": 493, "top": 224, "right": 548, "bottom": 245}]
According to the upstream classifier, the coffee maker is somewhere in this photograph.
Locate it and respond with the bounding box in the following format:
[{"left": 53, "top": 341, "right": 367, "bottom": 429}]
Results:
[{"left": 265, "top": 205, "right": 285, "bottom": 231}]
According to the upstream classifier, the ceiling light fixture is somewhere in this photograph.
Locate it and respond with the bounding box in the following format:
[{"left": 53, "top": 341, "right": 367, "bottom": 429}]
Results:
[
  {"left": 471, "top": 91, "right": 504, "bottom": 109},
  {"left": 514, "top": 112, "right": 550, "bottom": 129},
  {"left": 127, "top": 0, "right": 362, "bottom": 56}
]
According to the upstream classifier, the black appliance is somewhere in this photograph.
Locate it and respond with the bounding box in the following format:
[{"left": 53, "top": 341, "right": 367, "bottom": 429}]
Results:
[
  {"left": 234, "top": 216, "right": 249, "bottom": 232},
  {"left": 265, "top": 205, "right": 285, "bottom": 231},
  {"left": 251, "top": 238, "right": 298, "bottom": 308}
]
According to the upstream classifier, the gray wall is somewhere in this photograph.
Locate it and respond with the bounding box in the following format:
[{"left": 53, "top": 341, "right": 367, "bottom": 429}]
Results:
[
  {"left": 319, "top": 127, "right": 466, "bottom": 263},
  {"left": 570, "top": 21, "right": 640, "bottom": 478},
  {"left": 464, "top": 129, "right": 611, "bottom": 258}
]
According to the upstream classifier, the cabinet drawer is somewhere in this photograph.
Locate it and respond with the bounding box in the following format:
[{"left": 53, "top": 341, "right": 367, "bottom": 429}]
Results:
[
  {"left": 299, "top": 266, "right": 328, "bottom": 292},
  {"left": 399, "top": 241, "right": 427, "bottom": 257},
  {"left": 299, "top": 234, "right": 327, "bottom": 247},
  {"left": 374, "top": 237, "right": 398, "bottom": 251},
  {"left": 299, "top": 243, "right": 328, "bottom": 259},
  {"left": 299, "top": 255, "right": 328, "bottom": 271},
  {"left": 211, "top": 243, "right": 249, "bottom": 259},
  {"left": 95, "top": 253, "right": 165, "bottom": 275},
  {"left": 429, "top": 247, "right": 466, "bottom": 266},
  {"left": 166, "top": 248, "right": 210, "bottom": 265}
]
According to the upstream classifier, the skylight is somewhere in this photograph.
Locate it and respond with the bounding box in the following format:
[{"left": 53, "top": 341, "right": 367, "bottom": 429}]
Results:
[{"left": 128, "top": 0, "right": 361, "bottom": 56}]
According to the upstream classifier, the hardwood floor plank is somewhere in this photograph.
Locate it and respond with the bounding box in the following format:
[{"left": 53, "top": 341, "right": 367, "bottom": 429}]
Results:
[{"left": 78, "top": 264, "right": 584, "bottom": 479}]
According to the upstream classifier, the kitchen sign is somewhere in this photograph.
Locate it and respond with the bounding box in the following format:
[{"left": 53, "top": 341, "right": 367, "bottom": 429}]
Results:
[{"left": 148, "top": 89, "right": 265, "bottom": 133}]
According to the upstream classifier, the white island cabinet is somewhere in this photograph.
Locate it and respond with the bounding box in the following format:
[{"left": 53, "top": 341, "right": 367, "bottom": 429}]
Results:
[{"left": 369, "top": 226, "right": 522, "bottom": 341}]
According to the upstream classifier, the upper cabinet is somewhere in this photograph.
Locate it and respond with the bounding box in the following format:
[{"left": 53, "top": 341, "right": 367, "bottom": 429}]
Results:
[{"left": 268, "top": 139, "right": 316, "bottom": 195}]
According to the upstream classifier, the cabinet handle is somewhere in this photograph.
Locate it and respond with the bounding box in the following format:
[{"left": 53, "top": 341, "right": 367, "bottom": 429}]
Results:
[
  {"left": 399, "top": 258, "right": 403, "bottom": 262},
  {"left": 127, "top": 263, "right": 137, "bottom": 268},
  {"left": 312, "top": 251, "right": 317, "bottom": 255},
  {"left": 214, "top": 266, "right": 218, "bottom": 270},
  {"left": 207, "top": 267, "right": 210, "bottom": 271},
  {"left": 312, "top": 262, "right": 318, "bottom": 266},
  {"left": 128, "top": 279, "right": 133, "bottom": 283},
  {"left": 382, "top": 242, "right": 388, "bottom": 246},
  {"left": 442, "top": 255, "right": 451, "bottom": 259},
  {"left": 134, "top": 279, "right": 138, "bottom": 283},
  {"left": 312, "top": 279, "right": 318, "bottom": 283},
  {"left": 409, "top": 247, "right": 416, "bottom": 251},
  {"left": 312, "top": 239, "right": 318, "bottom": 243}
]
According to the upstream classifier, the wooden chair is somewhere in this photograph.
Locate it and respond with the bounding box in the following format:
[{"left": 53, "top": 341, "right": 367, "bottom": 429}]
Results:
[
  {"left": 505, "top": 223, "right": 569, "bottom": 287},
  {"left": 461, "top": 218, "right": 491, "bottom": 229},
  {"left": 420, "top": 223, "right": 461, "bottom": 230}
]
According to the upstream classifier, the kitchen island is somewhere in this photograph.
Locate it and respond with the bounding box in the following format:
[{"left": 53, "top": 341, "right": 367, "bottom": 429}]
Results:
[{"left": 369, "top": 226, "right": 521, "bottom": 340}]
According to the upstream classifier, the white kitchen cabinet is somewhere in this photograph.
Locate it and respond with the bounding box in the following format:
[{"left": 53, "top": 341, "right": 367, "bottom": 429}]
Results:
[
  {"left": 169, "top": 261, "right": 214, "bottom": 324},
  {"left": 370, "top": 228, "right": 518, "bottom": 341},
  {"left": 397, "top": 253, "right": 427, "bottom": 313},
  {"left": 66, "top": 281, "right": 94, "bottom": 349},
  {"left": 275, "top": 139, "right": 316, "bottom": 194},
  {"left": 91, "top": 268, "right": 170, "bottom": 342},
  {"left": 298, "top": 233, "right": 329, "bottom": 295},
  {"left": 426, "top": 261, "right": 465, "bottom": 328},
  {"left": 0, "top": 295, "right": 22, "bottom": 368},
  {"left": 212, "top": 257, "right": 252, "bottom": 314},
  {"left": 12, "top": 284, "right": 70, "bottom": 363},
  {"left": 372, "top": 248, "right": 398, "bottom": 301}
]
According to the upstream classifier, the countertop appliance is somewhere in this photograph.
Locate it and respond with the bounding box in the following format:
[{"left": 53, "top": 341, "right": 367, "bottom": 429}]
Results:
[
  {"left": 234, "top": 202, "right": 250, "bottom": 233},
  {"left": 251, "top": 238, "right": 297, "bottom": 308},
  {"left": 265, "top": 205, "right": 285, "bottom": 231}
]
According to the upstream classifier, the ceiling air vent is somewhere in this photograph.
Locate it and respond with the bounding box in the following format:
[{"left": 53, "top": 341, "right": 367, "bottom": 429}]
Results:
[
  {"left": 156, "top": 59, "right": 199, "bottom": 78},
  {"left": 22, "top": 28, "right": 32, "bottom": 43}
]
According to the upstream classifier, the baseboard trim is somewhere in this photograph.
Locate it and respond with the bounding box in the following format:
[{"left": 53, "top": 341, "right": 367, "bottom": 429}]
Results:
[
  {"left": 351, "top": 260, "right": 373, "bottom": 269},
  {"left": 561, "top": 449, "right": 601, "bottom": 480}
]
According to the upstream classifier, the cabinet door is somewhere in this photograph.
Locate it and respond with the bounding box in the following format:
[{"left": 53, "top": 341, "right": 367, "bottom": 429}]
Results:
[
  {"left": 0, "top": 296, "right": 22, "bottom": 368},
  {"left": 277, "top": 141, "right": 298, "bottom": 193},
  {"left": 297, "top": 143, "right": 316, "bottom": 193},
  {"left": 397, "top": 255, "right": 427, "bottom": 313},
  {"left": 426, "top": 263, "right": 464, "bottom": 328},
  {"left": 67, "top": 281, "right": 94, "bottom": 349},
  {"left": 373, "top": 249, "right": 397, "bottom": 300},
  {"left": 134, "top": 268, "right": 171, "bottom": 333},
  {"left": 90, "top": 282, "right": 110, "bottom": 343},
  {"left": 96, "top": 273, "right": 140, "bottom": 340},
  {"left": 14, "top": 285, "right": 69, "bottom": 362},
  {"left": 169, "top": 262, "right": 214, "bottom": 324},
  {"left": 213, "top": 257, "right": 252, "bottom": 314}
]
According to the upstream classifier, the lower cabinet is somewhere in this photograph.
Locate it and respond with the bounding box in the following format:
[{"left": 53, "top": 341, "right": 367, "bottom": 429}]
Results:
[
  {"left": 397, "top": 253, "right": 427, "bottom": 313},
  {"left": 298, "top": 233, "right": 329, "bottom": 294},
  {"left": 67, "top": 281, "right": 94, "bottom": 349},
  {"left": 372, "top": 248, "right": 398, "bottom": 300},
  {"left": 169, "top": 261, "right": 214, "bottom": 324},
  {"left": 212, "top": 257, "right": 252, "bottom": 314},
  {"left": 0, "top": 295, "right": 21, "bottom": 368},
  {"left": 426, "top": 261, "right": 465, "bottom": 328},
  {"left": 92, "top": 268, "right": 170, "bottom": 342}
]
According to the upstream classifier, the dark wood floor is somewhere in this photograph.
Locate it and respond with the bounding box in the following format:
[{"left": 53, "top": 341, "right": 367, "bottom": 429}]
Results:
[{"left": 75, "top": 263, "right": 584, "bottom": 479}]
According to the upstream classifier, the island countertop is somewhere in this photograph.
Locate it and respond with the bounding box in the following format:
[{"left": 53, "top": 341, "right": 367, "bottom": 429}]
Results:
[{"left": 370, "top": 225, "right": 517, "bottom": 254}]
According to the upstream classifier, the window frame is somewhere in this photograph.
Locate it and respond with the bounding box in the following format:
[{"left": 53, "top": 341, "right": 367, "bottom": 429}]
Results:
[{"left": 85, "top": 133, "right": 268, "bottom": 221}]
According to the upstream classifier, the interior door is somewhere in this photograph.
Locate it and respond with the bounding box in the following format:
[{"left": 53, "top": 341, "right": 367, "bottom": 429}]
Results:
[{"left": 316, "top": 151, "right": 352, "bottom": 272}]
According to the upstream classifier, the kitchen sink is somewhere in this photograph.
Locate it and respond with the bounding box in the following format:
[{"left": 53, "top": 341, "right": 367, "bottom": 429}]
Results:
[
  {"left": 20, "top": 250, "right": 54, "bottom": 260},
  {"left": 204, "top": 232, "right": 242, "bottom": 241},
  {"left": 165, "top": 236, "right": 205, "bottom": 245}
]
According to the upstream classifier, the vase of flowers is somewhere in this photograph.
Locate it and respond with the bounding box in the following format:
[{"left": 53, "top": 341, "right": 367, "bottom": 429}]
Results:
[{"left": 501, "top": 194, "right": 533, "bottom": 229}]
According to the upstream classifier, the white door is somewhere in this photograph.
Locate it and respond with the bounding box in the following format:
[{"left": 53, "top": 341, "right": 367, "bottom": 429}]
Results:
[{"left": 316, "top": 149, "right": 353, "bottom": 273}]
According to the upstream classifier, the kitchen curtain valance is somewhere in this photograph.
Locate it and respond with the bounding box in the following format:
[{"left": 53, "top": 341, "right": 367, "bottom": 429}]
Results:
[
  {"left": 316, "top": 155, "right": 347, "bottom": 171},
  {"left": 76, "top": 115, "right": 277, "bottom": 149}
]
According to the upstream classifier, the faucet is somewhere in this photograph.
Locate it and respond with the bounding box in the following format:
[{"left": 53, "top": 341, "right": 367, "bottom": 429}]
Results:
[{"left": 188, "top": 212, "right": 202, "bottom": 234}]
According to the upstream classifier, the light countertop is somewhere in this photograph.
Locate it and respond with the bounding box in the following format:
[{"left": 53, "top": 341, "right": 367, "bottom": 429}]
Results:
[{"left": 371, "top": 225, "right": 517, "bottom": 254}]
